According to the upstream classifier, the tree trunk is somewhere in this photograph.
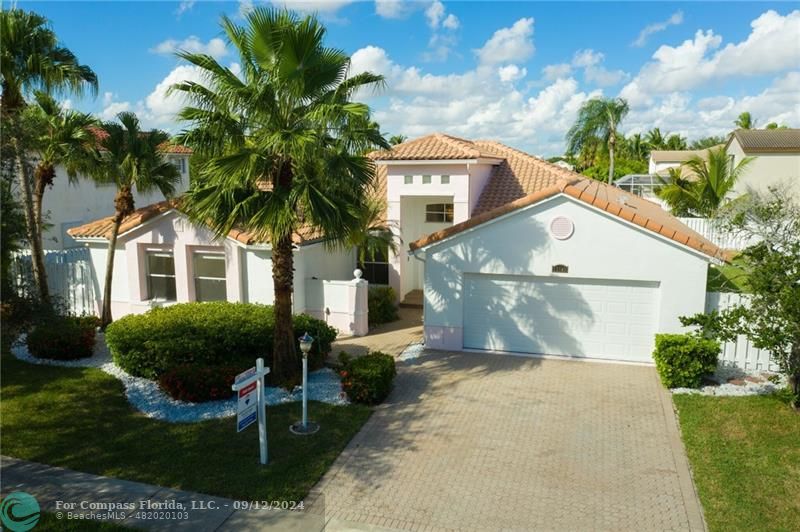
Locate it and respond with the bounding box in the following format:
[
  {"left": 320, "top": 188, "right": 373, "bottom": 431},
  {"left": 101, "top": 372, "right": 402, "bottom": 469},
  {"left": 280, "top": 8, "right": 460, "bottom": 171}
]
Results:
[
  {"left": 607, "top": 133, "right": 616, "bottom": 184},
  {"left": 33, "top": 163, "right": 55, "bottom": 260},
  {"left": 14, "top": 140, "right": 50, "bottom": 306},
  {"left": 789, "top": 343, "right": 800, "bottom": 408},
  {"left": 271, "top": 232, "right": 298, "bottom": 386},
  {"left": 100, "top": 186, "right": 134, "bottom": 329}
]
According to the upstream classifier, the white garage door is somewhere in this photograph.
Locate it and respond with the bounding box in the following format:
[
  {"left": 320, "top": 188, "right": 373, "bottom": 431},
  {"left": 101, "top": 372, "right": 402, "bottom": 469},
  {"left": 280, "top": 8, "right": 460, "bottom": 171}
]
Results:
[{"left": 463, "top": 274, "right": 659, "bottom": 363}]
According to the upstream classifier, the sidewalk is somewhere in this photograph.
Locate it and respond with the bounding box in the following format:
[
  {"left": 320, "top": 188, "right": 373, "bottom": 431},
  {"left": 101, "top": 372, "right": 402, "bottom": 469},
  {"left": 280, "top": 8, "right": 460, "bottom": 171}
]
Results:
[
  {"left": 0, "top": 456, "right": 395, "bottom": 531},
  {"left": 332, "top": 307, "right": 422, "bottom": 359}
]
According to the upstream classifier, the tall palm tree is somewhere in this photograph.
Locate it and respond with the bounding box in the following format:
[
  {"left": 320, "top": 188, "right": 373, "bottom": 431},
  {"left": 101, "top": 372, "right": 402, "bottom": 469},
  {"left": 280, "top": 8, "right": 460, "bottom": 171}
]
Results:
[
  {"left": 23, "top": 91, "right": 98, "bottom": 253},
  {"left": 625, "top": 133, "right": 648, "bottom": 161},
  {"left": 348, "top": 197, "right": 398, "bottom": 266},
  {"left": 566, "top": 97, "right": 629, "bottom": 183},
  {"left": 644, "top": 127, "right": 666, "bottom": 150},
  {"left": 655, "top": 147, "right": 753, "bottom": 217},
  {"left": 93, "top": 112, "right": 181, "bottom": 328},
  {"left": 665, "top": 133, "right": 687, "bottom": 150},
  {"left": 1, "top": 8, "right": 97, "bottom": 304},
  {"left": 171, "top": 8, "right": 388, "bottom": 385},
  {"left": 735, "top": 112, "right": 755, "bottom": 129}
]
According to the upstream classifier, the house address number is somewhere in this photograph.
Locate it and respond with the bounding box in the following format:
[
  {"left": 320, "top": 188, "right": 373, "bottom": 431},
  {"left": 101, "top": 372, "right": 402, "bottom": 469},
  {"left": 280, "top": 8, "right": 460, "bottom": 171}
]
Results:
[{"left": 552, "top": 264, "right": 569, "bottom": 274}]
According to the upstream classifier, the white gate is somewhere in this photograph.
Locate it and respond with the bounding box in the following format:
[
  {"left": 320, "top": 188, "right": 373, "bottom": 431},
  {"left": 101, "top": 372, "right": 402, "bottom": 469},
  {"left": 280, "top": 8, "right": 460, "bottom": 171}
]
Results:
[{"left": 705, "top": 292, "right": 777, "bottom": 372}]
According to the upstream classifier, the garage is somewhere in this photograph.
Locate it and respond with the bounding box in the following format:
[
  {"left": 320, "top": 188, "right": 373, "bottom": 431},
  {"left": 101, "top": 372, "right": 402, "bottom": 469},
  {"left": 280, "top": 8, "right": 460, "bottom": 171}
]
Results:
[{"left": 462, "top": 274, "right": 659, "bottom": 362}]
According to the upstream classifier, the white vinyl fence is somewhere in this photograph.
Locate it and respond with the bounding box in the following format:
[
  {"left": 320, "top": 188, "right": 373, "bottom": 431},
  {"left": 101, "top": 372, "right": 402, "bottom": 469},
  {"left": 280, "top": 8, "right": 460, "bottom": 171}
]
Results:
[
  {"left": 706, "top": 292, "right": 777, "bottom": 372},
  {"left": 678, "top": 218, "right": 758, "bottom": 251},
  {"left": 10, "top": 248, "right": 97, "bottom": 316}
]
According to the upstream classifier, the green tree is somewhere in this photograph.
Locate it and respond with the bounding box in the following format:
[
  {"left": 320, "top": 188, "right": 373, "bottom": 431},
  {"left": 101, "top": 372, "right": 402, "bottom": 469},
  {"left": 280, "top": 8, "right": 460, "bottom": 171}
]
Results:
[
  {"left": 665, "top": 133, "right": 687, "bottom": 150},
  {"left": 656, "top": 147, "right": 753, "bottom": 217},
  {"left": 644, "top": 127, "right": 666, "bottom": 150},
  {"left": 734, "top": 111, "right": 755, "bottom": 129},
  {"left": 622, "top": 132, "right": 648, "bottom": 161},
  {"left": 348, "top": 197, "right": 397, "bottom": 266},
  {"left": 565, "top": 97, "right": 629, "bottom": 183},
  {"left": 93, "top": 112, "right": 181, "bottom": 328},
  {"left": 765, "top": 122, "right": 788, "bottom": 130},
  {"left": 171, "top": 8, "right": 388, "bottom": 385},
  {"left": 23, "top": 91, "right": 98, "bottom": 254},
  {"left": 0, "top": 8, "right": 97, "bottom": 305},
  {"left": 689, "top": 135, "right": 726, "bottom": 150},
  {"left": 388, "top": 134, "right": 407, "bottom": 146}
]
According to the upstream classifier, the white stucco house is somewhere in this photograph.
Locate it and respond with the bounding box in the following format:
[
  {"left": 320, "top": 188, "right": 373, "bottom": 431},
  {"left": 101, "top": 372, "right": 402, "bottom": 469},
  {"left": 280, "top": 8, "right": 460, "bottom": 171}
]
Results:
[
  {"left": 70, "top": 133, "right": 724, "bottom": 361},
  {"left": 726, "top": 128, "right": 800, "bottom": 198}
]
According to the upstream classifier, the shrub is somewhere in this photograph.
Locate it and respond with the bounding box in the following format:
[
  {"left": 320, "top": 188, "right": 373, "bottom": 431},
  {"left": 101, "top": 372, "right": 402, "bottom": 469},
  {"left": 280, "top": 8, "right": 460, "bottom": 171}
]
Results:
[
  {"left": 105, "top": 302, "right": 337, "bottom": 380},
  {"left": 338, "top": 351, "right": 396, "bottom": 405},
  {"left": 652, "top": 333, "right": 720, "bottom": 388},
  {"left": 368, "top": 286, "right": 399, "bottom": 326},
  {"left": 27, "top": 315, "right": 97, "bottom": 360},
  {"left": 158, "top": 365, "right": 239, "bottom": 403}
]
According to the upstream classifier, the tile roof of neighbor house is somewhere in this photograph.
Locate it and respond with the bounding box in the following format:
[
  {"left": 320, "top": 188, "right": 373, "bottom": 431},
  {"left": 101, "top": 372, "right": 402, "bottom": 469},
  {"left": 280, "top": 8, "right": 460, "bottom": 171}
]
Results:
[
  {"left": 727, "top": 128, "right": 800, "bottom": 153},
  {"left": 371, "top": 133, "right": 505, "bottom": 161},
  {"left": 649, "top": 148, "right": 719, "bottom": 163},
  {"left": 66, "top": 200, "right": 320, "bottom": 246},
  {"left": 88, "top": 127, "right": 192, "bottom": 155},
  {"left": 409, "top": 177, "right": 727, "bottom": 261}
]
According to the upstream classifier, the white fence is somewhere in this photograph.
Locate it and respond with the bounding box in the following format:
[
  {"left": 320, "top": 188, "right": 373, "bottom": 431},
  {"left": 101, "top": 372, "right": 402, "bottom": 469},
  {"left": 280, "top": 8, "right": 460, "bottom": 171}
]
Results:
[
  {"left": 304, "top": 275, "right": 368, "bottom": 336},
  {"left": 705, "top": 292, "right": 777, "bottom": 372},
  {"left": 10, "top": 248, "right": 97, "bottom": 316},
  {"left": 678, "top": 218, "right": 758, "bottom": 251}
]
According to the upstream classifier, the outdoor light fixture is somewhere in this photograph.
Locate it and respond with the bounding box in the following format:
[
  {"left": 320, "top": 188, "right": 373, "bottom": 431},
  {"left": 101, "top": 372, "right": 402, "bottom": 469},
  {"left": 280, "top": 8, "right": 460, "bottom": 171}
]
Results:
[{"left": 290, "top": 332, "right": 320, "bottom": 435}]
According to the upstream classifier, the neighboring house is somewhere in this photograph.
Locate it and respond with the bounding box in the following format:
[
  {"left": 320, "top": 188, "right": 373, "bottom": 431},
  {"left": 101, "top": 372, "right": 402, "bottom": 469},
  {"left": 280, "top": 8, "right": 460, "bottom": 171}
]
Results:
[
  {"left": 647, "top": 147, "right": 715, "bottom": 176},
  {"left": 37, "top": 142, "right": 192, "bottom": 250},
  {"left": 726, "top": 128, "right": 800, "bottom": 198},
  {"left": 69, "top": 133, "right": 723, "bottom": 362}
]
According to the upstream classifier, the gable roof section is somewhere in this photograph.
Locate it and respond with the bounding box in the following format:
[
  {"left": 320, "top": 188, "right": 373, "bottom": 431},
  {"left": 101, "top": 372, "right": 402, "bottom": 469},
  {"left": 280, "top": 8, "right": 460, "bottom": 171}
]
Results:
[
  {"left": 727, "top": 128, "right": 800, "bottom": 153},
  {"left": 370, "top": 133, "right": 504, "bottom": 161},
  {"left": 67, "top": 201, "right": 321, "bottom": 246},
  {"left": 649, "top": 148, "right": 717, "bottom": 163},
  {"left": 410, "top": 177, "right": 726, "bottom": 261}
]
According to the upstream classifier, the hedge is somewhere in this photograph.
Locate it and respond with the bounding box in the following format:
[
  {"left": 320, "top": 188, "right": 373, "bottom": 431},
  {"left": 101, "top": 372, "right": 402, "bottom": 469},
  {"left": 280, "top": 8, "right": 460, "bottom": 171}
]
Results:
[
  {"left": 27, "top": 315, "right": 99, "bottom": 360},
  {"left": 105, "top": 302, "right": 337, "bottom": 380},
  {"left": 338, "top": 351, "right": 396, "bottom": 405},
  {"left": 158, "top": 365, "right": 239, "bottom": 403},
  {"left": 368, "top": 286, "right": 399, "bottom": 326},
  {"left": 652, "top": 333, "right": 720, "bottom": 388}
]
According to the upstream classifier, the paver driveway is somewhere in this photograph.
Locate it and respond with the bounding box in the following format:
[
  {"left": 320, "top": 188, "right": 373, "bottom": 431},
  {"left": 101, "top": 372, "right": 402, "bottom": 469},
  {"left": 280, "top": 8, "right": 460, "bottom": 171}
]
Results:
[{"left": 307, "top": 351, "right": 705, "bottom": 531}]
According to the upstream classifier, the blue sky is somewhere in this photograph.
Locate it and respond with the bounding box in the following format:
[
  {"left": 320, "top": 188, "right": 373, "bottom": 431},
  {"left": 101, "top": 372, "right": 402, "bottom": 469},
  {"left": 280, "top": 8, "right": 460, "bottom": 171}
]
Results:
[{"left": 21, "top": 1, "right": 800, "bottom": 156}]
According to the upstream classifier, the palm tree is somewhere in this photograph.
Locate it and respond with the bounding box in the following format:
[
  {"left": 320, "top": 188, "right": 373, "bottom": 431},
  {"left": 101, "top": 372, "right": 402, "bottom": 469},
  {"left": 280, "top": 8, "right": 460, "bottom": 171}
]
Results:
[
  {"left": 23, "top": 92, "right": 98, "bottom": 254},
  {"left": 93, "top": 112, "right": 181, "bottom": 328},
  {"left": 644, "top": 127, "right": 666, "bottom": 150},
  {"left": 171, "top": 8, "right": 388, "bottom": 385},
  {"left": 665, "top": 134, "right": 687, "bottom": 150},
  {"left": 565, "top": 97, "right": 629, "bottom": 183},
  {"left": 1, "top": 8, "right": 97, "bottom": 304},
  {"left": 735, "top": 112, "right": 755, "bottom": 129},
  {"left": 625, "top": 133, "right": 648, "bottom": 161},
  {"left": 655, "top": 147, "right": 753, "bottom": 217},
  {"left": 388, "top": 134, "right": 407, "bottom": 146},
  {"left": 348, "top": 197, "right": 397, "bottom": 266}
]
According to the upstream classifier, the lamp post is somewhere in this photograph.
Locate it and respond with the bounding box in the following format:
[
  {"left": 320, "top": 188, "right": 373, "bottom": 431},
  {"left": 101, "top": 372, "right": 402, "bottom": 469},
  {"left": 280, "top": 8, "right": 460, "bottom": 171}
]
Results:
[{"left": 290, "top": 332, "right": 319, "bottom": 435}]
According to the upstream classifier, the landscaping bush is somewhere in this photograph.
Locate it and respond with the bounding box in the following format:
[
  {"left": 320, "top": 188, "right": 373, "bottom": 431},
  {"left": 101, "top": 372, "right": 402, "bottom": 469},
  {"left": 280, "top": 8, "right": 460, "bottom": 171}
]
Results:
[
  {"left": 338, "top": 351, "right": 396, "bottom": 405},
  {"left": 368, "top": 286, "right": 399, "bottom": 326},
  {"left": 27, "top": 315, "right": 97, "bottom": 360},
  {"left": 158, "top": 365, "right": 239, "bottom": 403},
  {"left": 105, "top": 302, "right": 336, "bottom": 380},
  {"left": 652, "top": 333, "right": 720, "bottom": 388}
]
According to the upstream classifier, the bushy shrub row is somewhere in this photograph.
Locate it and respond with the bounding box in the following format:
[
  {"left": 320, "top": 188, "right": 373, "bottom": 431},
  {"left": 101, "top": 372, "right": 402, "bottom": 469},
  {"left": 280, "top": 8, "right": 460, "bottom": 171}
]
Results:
[
  {"left": 368, "top": 286, "right": 399, "bottom": 326},
  {"left": 27, "top": 315, "right": 99, "bottom": 360},
  {"left": 158, "top": 365, "right": 239, "bottom": 403},
  {"left": 652, "top": 333, "right": 720, "bottom": 388},
  {"left": 105, "top": 302, "right": 337, "bottom": 380},
  {"left": 338, "top": 351, "right": 396, "bottom": 405}
]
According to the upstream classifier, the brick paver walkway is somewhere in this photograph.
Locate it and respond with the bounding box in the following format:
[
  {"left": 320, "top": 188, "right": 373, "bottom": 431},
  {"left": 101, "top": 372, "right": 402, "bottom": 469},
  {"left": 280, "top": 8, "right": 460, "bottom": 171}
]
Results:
[{"left": 307, "top": 351, "right": 705, "bottom": 531}]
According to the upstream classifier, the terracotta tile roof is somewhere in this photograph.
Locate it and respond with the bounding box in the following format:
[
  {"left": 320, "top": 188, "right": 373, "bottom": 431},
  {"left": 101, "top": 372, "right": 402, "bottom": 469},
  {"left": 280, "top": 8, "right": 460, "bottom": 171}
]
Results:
[
  {"left": 728, "top": 128, "right": 800, "bottom": 153},
  {"left": 370, "top": 133, "right": 505, "bottom": 161},
  {"left": 410, "top": 177, "right": 727, "bottom": 261},
  {"left": 67, "top": 201, "right": 319, "bottom": 246},
  {"left": 88, "top": 127, "right": 192, "bottom": 155}
]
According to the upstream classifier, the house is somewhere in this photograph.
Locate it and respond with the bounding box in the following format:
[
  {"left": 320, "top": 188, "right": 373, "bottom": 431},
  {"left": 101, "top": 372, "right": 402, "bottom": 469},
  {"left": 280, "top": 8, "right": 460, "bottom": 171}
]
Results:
[
  {"left": 726, "top": 128, "right": 800, "bottom": 198},
  {"left": 37, "top": 141, "right": 192, "bottom": 250},
  {"left": 647, "top": 147, "right": 715, "bottom": 176},
  {"left": 70, "top": 133, "right": 722, "bottom": 361}
]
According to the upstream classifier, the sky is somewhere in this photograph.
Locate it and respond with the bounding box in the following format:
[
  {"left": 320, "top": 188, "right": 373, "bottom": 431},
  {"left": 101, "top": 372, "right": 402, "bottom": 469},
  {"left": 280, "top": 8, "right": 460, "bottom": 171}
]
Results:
[{"left": 19, "top": 1, "right": 800, "bottom": 157}]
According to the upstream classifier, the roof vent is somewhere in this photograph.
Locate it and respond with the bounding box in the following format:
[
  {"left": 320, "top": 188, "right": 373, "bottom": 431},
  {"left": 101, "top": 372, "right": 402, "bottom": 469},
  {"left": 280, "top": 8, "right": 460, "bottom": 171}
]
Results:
[{"left": 550, "top": 216, "right": 574, "bottom": 240}]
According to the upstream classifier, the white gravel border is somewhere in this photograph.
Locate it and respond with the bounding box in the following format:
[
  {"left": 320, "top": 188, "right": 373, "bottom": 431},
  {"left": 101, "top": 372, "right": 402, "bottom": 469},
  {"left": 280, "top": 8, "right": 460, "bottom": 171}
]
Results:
[
  {"left": 11, "top": 334, "right": 348, "bottom": 423},
  {"left": 671, "top": 364, "right": 787, "bottom": 397}
]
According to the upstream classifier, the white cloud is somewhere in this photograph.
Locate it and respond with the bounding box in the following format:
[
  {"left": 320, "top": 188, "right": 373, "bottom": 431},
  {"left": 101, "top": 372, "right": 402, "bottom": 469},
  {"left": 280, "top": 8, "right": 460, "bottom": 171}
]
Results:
[
  {"left": 421, "top": 1, "right": 460, "bottom": 62},
  {"left": 425, "top": 0, "right": 445, "bottom": 29},
  {"left": 498, "top": 64, "right": 527, "bottom": 83},
  {"left": 238, "top": 0, "right": 254, "bottom": 18},
  {"left": 542, "top": 63, "right": 572, "bottom": 81},
  {"left": 151, "top": 36, "right": 228, "bottom": 60},
  {"left": 144, "top": 65, "right": 206, "bottom": 126},
  {"left": 176, "top": 1, "right": 195, "bottom": 17},
  {"left": 474, "top": 18, "right": 535, "bottom": 65},
  {"left": 270, "top": 0, "right": 355, "bottom": 13},
  {"left": 102, "top": 92, "right": 114, "bottom": 106},
  {"left": 60, "top": 99, "right": 72, "bottom": 110},
  {"left": 572, "top": 49, "right": 602, "bottom": 68},
  {"left": 442, "top": 13, "right": 459, "bottom": 30},
  {"left": 622, "top": 10, "right": 800, "bottom": 103},
  {"left": 100, "top": 101, "right": 132, "bottom": 121},
  {"left": 542, "top": 49, "right": 627, "bottom": 87},
  {"left": 375, "top": 0, "right": 409, "bottom": 19},
  {"left": 632, "top": 10, "right": 683, "bottom": 47}
]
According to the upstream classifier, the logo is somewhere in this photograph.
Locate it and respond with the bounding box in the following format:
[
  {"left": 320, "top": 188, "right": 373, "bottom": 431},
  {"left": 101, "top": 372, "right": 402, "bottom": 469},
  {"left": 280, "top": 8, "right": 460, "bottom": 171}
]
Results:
[{"left": 0, "top": 491, "right": 40, "bottom": 531}]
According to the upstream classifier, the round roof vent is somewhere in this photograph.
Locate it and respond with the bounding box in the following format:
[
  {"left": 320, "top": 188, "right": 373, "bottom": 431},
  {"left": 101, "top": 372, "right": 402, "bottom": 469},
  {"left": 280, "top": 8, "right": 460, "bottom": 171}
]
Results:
[{"left": 550, "top": 216, "right": 574, "bottom": 240}]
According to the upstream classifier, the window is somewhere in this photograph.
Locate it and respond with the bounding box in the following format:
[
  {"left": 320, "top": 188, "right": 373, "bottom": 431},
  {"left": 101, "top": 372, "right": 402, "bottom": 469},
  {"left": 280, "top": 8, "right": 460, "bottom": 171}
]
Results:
[
  {"left": 170, "top": 156, "right": 186, "bottom": 174},
  {"left": 440, "top": 175, "right": 450, "bottom": 184},
  {"left": 146, "top": 251, "right": 177, "bottom": 301},
  {"left": 193, "top": 252, "right": 227, "bottom": 301},
  {"left": 422, "top": 175, "right": 431, "bottom": 184},
  {"left": 425, "top": 203, "right": 454, "bottom": 223},
  {"left": 358, "top": 245, "right": 389, "bottom": 285},
  {"left": 404, "top": 175, "right": 413, "bottom": 185}
]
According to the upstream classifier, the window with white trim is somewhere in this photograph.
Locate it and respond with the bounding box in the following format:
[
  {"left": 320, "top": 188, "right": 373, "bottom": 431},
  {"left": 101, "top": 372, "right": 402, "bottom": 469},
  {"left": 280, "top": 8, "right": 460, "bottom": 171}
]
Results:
[
  {"left": 193, "top": 252, "right": 227, "bottom": 302},
  {"left": 169, "top": 156, "right": 186, "bottom": 174},
  {"left": 422, "top": 175, "right": 431, "bottom": 184},
  {"left": 404, "top": 175, "right": 413, "bottom": 185},
  {"left": 440, "top": 175, "right": 450, "bottom": 184},
  {"left": 357, "top": 244, "right": 390, "bottom": 285},
  {"left": 146, "top": 250, "right": 177, "bottom": 301},
  {"left": 425, "top": 203, "right": 454, "bottom": 223}
]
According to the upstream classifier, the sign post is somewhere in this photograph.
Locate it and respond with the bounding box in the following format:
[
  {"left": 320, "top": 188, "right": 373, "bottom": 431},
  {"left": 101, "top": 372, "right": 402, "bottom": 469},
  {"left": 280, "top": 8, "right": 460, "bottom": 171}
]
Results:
[{"left": 232, "top": 358, "right": 270, "bottom": 464}]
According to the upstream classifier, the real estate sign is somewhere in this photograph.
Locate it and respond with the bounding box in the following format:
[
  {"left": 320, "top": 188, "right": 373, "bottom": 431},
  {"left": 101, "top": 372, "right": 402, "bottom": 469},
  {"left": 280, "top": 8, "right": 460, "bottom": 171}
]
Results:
[
  {"left": 236, "top": 378, "right": 258, "bottom": 432},
  {"left": 231, "top": 360, "right": 270, "bottom": 464}
]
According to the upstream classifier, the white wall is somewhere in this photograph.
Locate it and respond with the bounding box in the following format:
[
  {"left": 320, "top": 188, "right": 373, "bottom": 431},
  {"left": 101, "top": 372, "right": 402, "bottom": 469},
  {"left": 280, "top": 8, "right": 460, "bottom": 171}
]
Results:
[
  {"left": 421, "top": 195, "right": 709, "bottom": 351},
  {"left": 728, "top": 139, "right": 800, "bottom": 198},
  {"left": 293, "top": 242, "right": 355, "bottom": 313},
  {"left": 41, "top": 155, "right": 190, "bottom": 250}
]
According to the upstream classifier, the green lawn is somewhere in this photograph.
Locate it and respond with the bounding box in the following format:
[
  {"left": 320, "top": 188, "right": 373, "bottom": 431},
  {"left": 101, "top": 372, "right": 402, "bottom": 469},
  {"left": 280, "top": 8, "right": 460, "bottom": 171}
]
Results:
[
  {"left": 706, "top": 258, "right": 750, "bottom": 293},
  {"left": 673, "top": 394, "right": 800, "bottom": 532},
  {"left": 0, "top": 353, "right": 371, "bottom": 502}
]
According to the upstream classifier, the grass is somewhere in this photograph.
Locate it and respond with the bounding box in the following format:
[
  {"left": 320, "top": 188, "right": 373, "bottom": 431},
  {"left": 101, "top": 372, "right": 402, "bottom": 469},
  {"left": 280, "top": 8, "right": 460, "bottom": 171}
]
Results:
[
  {"left": 706, "top": 257, "right": 750, "bottom": 293},
  {"left": 0, "top": 352, "right": 372, "bottom": 502},
  {"left": 673, "top": 394, "right": 800, "bottom": 532}
]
